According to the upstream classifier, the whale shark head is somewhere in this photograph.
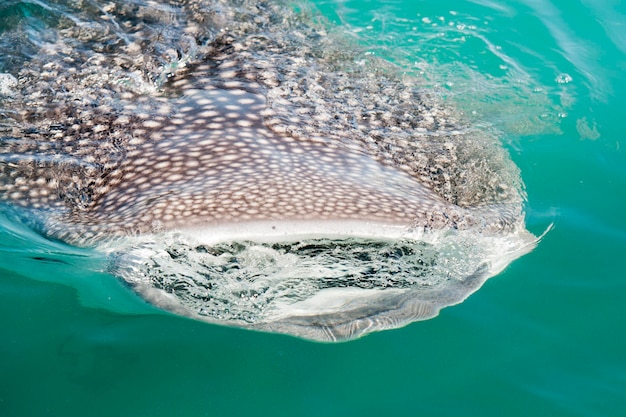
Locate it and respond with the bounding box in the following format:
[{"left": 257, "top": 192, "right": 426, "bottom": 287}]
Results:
[{"left": 0, "top": 0, "right": 536, "bottom": 341}]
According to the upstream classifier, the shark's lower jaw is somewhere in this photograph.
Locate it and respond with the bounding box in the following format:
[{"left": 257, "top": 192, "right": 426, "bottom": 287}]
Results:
[{"left": 106, "top": 221, "right": 536, "bottom": 342}]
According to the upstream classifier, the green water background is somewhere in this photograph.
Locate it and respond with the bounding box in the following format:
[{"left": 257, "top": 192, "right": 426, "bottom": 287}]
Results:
[{"left": 1, "top": 0, "right": 626, "bottom": 416}]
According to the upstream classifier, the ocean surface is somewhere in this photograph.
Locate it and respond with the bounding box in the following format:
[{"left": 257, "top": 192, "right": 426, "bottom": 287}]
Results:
[{"left": 1, "top": 0, "right": 625, "bottom": 416}]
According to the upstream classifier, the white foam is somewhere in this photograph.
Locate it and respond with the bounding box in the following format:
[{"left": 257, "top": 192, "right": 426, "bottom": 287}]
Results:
[{"left": 0, "top": 73, "right": 17, "bottom": 96}]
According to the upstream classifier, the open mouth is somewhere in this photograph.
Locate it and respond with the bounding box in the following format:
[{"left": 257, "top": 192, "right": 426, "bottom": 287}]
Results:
[{"left": 106, "top": 222, "right": 536, "bottom": 342}]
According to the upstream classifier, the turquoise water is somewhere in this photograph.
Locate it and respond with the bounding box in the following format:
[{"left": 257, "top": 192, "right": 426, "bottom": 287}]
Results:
[{"left": 1, "top": 0, "right": 626, "bottom": 416}]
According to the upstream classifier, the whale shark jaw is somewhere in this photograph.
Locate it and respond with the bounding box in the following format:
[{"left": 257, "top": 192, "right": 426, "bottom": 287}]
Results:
[{"left": 105, "top": 221, "right": 537, "bottom": 342}]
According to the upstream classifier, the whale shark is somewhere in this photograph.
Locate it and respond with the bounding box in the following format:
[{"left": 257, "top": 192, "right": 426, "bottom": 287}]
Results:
[{"left": 0, "top": 0, "right": 537, "bottom": 341}]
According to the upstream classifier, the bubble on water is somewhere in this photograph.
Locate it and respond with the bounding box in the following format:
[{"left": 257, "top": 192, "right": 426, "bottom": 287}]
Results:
[{"left": 555, "top": 73, "right": 573, "bottom": 84}]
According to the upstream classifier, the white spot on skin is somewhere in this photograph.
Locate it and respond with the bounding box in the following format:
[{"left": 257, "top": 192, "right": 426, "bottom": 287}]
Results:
[
  {"left": 114, "top": 116, "right": 130, "bottom": 125},
  {"left": 238, "top": 98, "right": 257, "bottom": 105},
  {"left": 236, "top": 119, "right": 253, "bottom": 127},
  {"left": 154, "top": 161, "right": 171, "bottom": 169},
  {"left": 143, "top": 120, "right": 162, "bottom": 128},
  {"left": 199, "top": 110, "right": 219, "bottom": 118}
]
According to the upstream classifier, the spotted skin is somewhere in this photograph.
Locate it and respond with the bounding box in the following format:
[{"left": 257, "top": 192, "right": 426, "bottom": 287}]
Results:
[
  {"left": 0, "top": 0, "right": 523, "bottom": 246},
  {"left": 1, "top": 84, "right": 466, "bottom": 244}
]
